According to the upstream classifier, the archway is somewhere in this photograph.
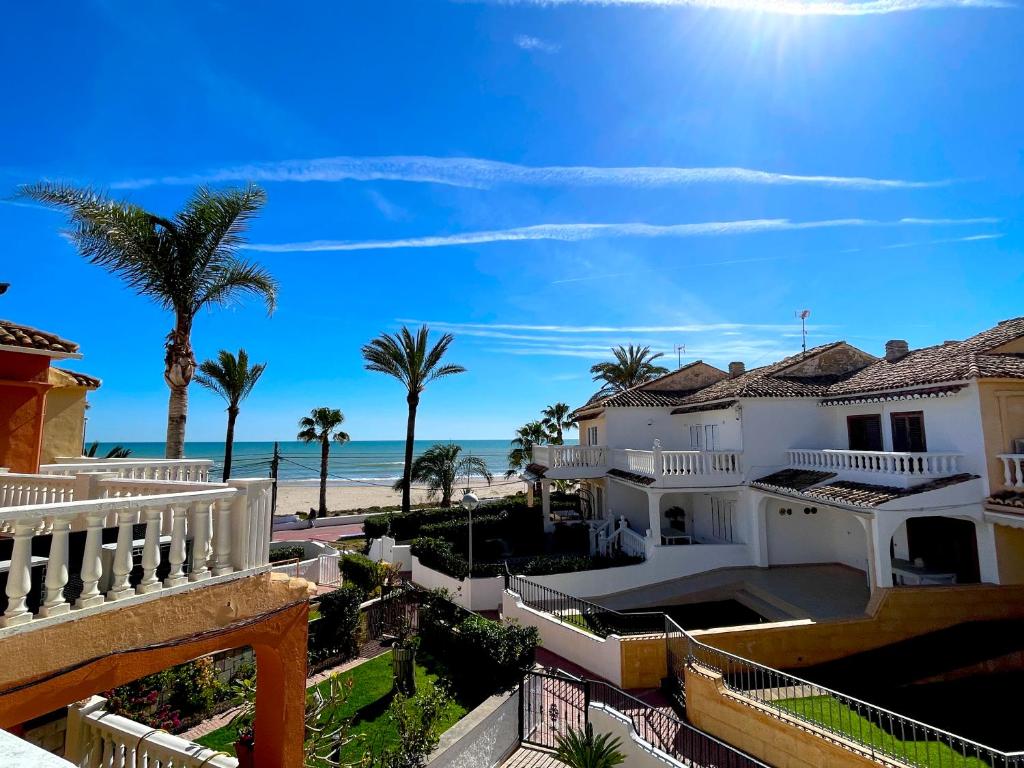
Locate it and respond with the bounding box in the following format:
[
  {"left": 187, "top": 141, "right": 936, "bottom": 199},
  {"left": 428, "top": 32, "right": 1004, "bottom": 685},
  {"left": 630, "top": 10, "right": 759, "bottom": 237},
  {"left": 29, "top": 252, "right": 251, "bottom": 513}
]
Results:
[{"left": 890, "top": 516, "right": 980, "bottom": 584}]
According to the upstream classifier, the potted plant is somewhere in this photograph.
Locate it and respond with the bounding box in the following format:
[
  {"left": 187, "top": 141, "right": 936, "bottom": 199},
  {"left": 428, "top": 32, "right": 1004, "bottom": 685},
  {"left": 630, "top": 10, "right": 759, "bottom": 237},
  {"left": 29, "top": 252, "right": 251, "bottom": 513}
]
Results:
[
  {"left": 391, "top": 621, "right": 420, "bottom": 695},
  {"left": 554, "top": 722, "right": 625, "bottom": 768},
  {"left": 226, "top": 676, "right": 257, "bottom": 768}
]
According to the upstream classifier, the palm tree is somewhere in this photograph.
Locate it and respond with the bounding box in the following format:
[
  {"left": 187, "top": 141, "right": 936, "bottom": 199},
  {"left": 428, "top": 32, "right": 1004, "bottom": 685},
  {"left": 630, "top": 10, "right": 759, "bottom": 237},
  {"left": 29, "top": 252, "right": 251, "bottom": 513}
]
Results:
[
  {"left": 542, "top": 402, "right": 577, "bottom": 445},
  {"left": 506, "top": 420, "right": 549, "bottom": 478},
  {"left": 297, "top": 408, "right": 351, "bottom": 517},
  {"left": 362, "top": 326, "right": 466, "bottom": 514},
  {"left": 396, "top": 443, "right": 492, "bottom": 507},
  {"left": 194, "top": 349, "right": 267, "bottom": 482},
  {"left": 590, "top": 344, "right": 669, "bottom": 396},
  {"left": 554, "top": 723, "right": 625, "bottom": 768},
  {"left": 84, "top": 441, "right": 133, "bottom": 459},
  {"left": 20, "top": 182, "right": 277, "bottom": 458}
]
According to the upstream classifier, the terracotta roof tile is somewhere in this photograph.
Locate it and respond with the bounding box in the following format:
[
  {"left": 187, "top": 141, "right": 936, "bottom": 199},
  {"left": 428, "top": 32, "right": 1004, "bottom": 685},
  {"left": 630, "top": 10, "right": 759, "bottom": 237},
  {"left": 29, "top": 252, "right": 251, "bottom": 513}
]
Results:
[
  {"left": 0, "top": 320, "right": 79, "bottom": 354},
  {"left": 986, "top": 491, "right": 1024, "bottom": 510},
  {"left": 671, "top": 399, "right": 738, "bottom": 415},
  {"left": 751, "top": 469, "right": 837, "bottom": 493},
  {"left": 54, "top": 367, "right": 101, "bottom": 388},
  {"left": 607, "top": 468, "right": 656, "bottom": 487},
  {"left": 803, "top": 474, "right": 978, "bottom": 508}
]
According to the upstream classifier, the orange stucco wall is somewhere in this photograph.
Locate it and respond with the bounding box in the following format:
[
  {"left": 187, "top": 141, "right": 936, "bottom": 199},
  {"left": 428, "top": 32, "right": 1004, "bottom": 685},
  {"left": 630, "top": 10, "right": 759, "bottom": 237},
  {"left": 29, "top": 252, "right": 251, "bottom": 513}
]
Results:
[
  {"left": 0, "top": 573, "right": 310, "bottom": 768},
  {"left": 0, "top": 349, "right": 52, "bottom": 473}
]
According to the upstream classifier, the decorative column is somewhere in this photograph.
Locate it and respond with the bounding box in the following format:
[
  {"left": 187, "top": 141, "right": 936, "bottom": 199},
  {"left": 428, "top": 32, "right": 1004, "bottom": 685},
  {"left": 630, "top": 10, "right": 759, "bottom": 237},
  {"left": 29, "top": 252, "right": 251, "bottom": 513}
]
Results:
[
  {"left": 652, "top": 439, "right": 664, "bottom": 484},
  {"left": 137, "top": 505, "right": 163, "bottom": 594},
  {"left": 211, "top": 497, "right": 234, "bottom": 576},
  {"left": 189, "top": 500, "right": 212, "bottom": 581},
  {"left": 541, "top": 480, "right": 554, "bottom": 533},
  {"left": 647, "top": 491, "right": 663, "bottom": 545},
  {"left": 975, "top": 520, "right": 1001, "bottom": 584},
  {"left": 76, "top": 511, "right": 107, "bottom": 608},
  {"left": 39, "top": 517, "right": 71, "bottom": 616},
  {"left": 164, "top": 504, "right": 189, "bottom": 587},
  {"left": 107, "top": 508, "right": 137, "bottom": 600},
  {"left": 1, "top": 521, "right": 36, "bottom": 626}
]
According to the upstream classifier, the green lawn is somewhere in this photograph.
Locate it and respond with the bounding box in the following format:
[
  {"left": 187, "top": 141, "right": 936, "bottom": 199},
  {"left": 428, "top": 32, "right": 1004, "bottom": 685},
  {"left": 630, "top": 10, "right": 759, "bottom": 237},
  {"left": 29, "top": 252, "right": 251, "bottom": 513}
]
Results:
[
  {"left": 196, "top": 651, "right": 472, "bottom": 762},
  {"left": 776, "top": 696, "right": 992, "bottom": 768}
]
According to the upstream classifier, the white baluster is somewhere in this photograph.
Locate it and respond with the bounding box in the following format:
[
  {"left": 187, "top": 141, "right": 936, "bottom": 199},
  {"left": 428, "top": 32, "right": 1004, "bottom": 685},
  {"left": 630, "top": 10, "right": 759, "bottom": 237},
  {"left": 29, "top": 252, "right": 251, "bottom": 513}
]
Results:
[
  {"left": 164, "top": 504, "right": 189, "bottom": 587},
  {"left": 189, "top": 500, "right": 212, "bottom": 581},
  {"left": 1002, "top": 457, "right": 1014, "bottom": 489},
  {"left": 76, "top": 511, "right": 106, "bottom": 608},
  {"left": 39, "top": 518, "right": 71, "bottom": 617},
  {"left": 136, "top": 505, "right": 163, "bottom": 594},
  {"left": 211, "top": 497, "right": 233, "bottom": 576},
  {"left": 1, "top": 520, "right": 36, "bottom": 626},
  {"left": 1016, "top": 458, "right": 1024, "bottom": 489},
  {"left": 107, "top": 508, "right": 136, "bottom": 600}
]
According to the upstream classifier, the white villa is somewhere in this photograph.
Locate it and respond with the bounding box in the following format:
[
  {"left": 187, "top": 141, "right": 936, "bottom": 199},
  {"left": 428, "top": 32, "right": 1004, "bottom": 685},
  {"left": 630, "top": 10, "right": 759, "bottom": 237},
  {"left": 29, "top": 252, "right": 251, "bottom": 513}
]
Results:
[{"left": 529, "top": 317, "right": 1024, "bottom": 606}]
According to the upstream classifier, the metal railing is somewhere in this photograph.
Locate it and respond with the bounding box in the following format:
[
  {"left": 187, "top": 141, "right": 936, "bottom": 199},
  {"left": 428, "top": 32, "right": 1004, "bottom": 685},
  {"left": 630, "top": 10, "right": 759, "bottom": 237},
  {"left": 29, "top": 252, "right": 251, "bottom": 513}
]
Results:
[
  {"left": 505, "top": 570, "right": 663, "bottom": 637},
  {"left": 682, "top": 615, "right": 1024, "bottom": 768},
  {"left": 521, "top": 670, "right": 768, "bottom": 768}
]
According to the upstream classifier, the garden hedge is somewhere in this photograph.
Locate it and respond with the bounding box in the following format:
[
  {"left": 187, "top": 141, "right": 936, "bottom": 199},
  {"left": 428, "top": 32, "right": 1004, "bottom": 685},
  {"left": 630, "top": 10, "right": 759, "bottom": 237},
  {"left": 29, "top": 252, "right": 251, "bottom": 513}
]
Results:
[
  {"left": 268, "top": 545, "right": 307, "bottom": 564},
  {"left": 341, "top": 553, "right": 385, "bottom": 594},
  {"left": 309, "top": 583, "right": 365, "bottom": 664}
]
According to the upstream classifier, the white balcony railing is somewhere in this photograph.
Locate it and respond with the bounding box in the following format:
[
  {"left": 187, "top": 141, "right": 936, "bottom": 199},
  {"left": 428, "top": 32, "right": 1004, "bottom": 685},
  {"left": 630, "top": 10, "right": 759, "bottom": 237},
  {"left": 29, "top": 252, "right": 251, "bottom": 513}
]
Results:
[
  {"left": 0, "top": 472, "right": 76, "bottom": 507},
  {"left": 998, "top": 454, "right": 1024, "bottom": 490},
  {"left": 789, "top": 449, "right": 963, "bottom": 486},
  {"left": 613, "top": 448, "right": 656, "bottom": 476},
  {"left": 0, "top": 478, "right": 272, "bottom": 632},
  {"left": 40, "top": 458, "right": 213, "bottom": 483},
  {"left": 535, "top": 444, "right": 608, "bottom": 471},
  {"left": 66, "top": 696, "right": 237, "bottom": 767},
  {"left": 612, "top": 444, "right": 742, "bottom": 485}
]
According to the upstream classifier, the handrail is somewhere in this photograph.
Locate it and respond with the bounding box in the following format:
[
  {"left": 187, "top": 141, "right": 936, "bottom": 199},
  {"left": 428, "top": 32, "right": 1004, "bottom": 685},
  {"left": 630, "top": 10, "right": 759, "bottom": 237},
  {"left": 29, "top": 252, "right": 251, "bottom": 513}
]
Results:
[
  {"left": 671, "top": 616, "right": 1024, "bottom": 768},
  {"left": 0, "top": 487, "right": 235, "bottom": 521},
  {"left": 505, "top": 568, "right": 663, "bottom": 637}
]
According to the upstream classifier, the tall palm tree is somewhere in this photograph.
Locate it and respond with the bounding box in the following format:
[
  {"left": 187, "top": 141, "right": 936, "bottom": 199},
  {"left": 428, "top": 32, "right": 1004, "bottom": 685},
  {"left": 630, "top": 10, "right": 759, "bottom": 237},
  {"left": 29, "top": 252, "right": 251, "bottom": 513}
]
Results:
[
  {"left": 195, "top": 349, "right": 267, "bottom": 482},
  {"left": 20, "top": 182, "right": 277, "bottom": 458},
  {"left": 590, "top": 344, "right": 669, "bottom": 396},
  {"left": 542, "top": 402, "right": 577, "bottom": 445},
  {"left": 297, "top": 408, "right": 350, "bottom": 517},
  {"left": 506, "top": 420, "right": 549, "bottom": 478},
  {"left": 396, "top": 443, "right": 492, "bottom": 507},
  {"left": 362, "top": 326, "right": 466, "bottom": 514}
]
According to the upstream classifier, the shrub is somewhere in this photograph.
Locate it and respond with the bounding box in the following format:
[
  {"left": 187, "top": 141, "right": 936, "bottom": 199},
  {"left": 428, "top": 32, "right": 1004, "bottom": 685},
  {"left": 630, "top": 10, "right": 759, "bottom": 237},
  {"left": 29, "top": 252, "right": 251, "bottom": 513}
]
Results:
[
  {"left": 269, "top": 545, "right": 307, "bottom": 563},
  {"left": 310, "top": 583, "right": 365, "bottom": 662},
  {"left": 341, "top": 552, "right": 385, "bottom": 594},
  {"left": 519, "top": 552, "right": 644, "bottom": 576},
  {"left": 552, "top": 522, "right": 589, "bottom": 554},
  {"left": 410, "top": 537, "right": 469, "bottom": 580},
  {"left": 105, "top": 657, "right": 229, "bottom": 732}
]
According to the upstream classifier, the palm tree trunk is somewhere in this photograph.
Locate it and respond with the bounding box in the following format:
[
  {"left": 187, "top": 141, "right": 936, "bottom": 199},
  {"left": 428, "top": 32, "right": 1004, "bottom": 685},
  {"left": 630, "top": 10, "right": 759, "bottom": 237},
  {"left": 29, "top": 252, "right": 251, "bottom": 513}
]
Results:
[
  {"left": 165, "top": 385, "right": 188, "bottom": 459},
  {"left": 319, "top": 436, "right": 329, "bottom": 516},
  {"left": 222, "top": 406, "right": 239, "bottom": 482},
  {"left": 402, "top": 394, "right": 418, "bottom": 514}
]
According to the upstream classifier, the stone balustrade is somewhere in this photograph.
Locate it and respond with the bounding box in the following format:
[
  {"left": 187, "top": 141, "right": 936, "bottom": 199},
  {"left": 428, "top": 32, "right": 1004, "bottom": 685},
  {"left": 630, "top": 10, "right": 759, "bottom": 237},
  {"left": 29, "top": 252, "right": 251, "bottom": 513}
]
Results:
[
  {"left": 998, "top": 454, "right": 1024, "bottom": 490},
  {"left": 788, "top": 448, "right": 963, "bottom": 485},
  {"left": 40, "top": 458, "right": 213, "bottom": 482},
  {"left": 661, "top": 450, "right": 741, "bottom": 477},
  {"left": 66, "top": 696, "right": 237, "bottom": 767},
  {"left": 548, "top": 444, "right": 609, "bottom": 469},
  {"left": 0, "top": 477, "right": 273, "bottom": 632},
  {"left": 0, "top": 472, "right": 76, "bottom": 507}
]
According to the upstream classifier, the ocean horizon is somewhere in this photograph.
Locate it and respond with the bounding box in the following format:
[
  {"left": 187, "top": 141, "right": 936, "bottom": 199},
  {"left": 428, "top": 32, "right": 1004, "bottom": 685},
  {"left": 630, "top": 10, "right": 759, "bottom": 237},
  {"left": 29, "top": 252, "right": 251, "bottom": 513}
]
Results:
[{"left": 85, "top": 439, "right": 575, "bottom": 486}]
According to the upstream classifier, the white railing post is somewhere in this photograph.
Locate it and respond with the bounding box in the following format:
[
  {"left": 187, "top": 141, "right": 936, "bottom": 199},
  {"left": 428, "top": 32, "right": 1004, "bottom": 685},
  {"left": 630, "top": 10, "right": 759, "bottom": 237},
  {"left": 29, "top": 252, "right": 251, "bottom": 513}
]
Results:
[
  {"left": 76, "top": 511, "right": 107, "bottom": 608},
  {"left": 1, "top": 521, "right": 35, "bottom": 627},
  {"left": 137, "top": 505, "right": 163, "bottom": 594},
  {"left": 164, "top": 504, "right": 189, "bottom": 587},
  {"left": 652, "top": 440, "right": 664, "bottom": 481},
  {"left": 107, "top": 507, "right": 137, "bottom": 601},
  {"left": 39, "top": 517, "right": 71, "bottom": 617},
  {"left": 189, "top": 500, "right": 212, "bottom": 581},
  {"left": 211, "top": 497, "right": 234, "bottom": 576}
]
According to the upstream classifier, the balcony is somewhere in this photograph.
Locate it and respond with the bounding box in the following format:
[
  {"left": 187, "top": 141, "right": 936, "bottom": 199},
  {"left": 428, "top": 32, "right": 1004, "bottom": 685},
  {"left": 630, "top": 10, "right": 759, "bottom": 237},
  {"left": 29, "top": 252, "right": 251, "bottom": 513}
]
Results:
[
  {"left": 40, "top": 457, "right": 213, "bottom": 482},
  {"left": 998, "top": 454, "right": 1024, "bottom": 490},
  {"left": 532, "top": 444, "right": 743, "bottom": 488},
  {"left": 788, "top": 448, "right": 964, "bottom": 489},
  {"left": 0, "top": 468, "right": 273, "bottom": 634}
]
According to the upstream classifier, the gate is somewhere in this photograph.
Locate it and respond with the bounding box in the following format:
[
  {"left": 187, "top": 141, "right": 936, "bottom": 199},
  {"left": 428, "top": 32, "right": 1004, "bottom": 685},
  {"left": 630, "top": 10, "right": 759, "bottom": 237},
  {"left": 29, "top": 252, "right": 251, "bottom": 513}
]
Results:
[
  {"left": 520, "top": 671, "right": 587, "bottom": 750},
  {"left": 318, "top": 553, "right": 341, "bottom": 586},
  {"left": 365, "top": 587, "right": 419, "bottom": 640}
]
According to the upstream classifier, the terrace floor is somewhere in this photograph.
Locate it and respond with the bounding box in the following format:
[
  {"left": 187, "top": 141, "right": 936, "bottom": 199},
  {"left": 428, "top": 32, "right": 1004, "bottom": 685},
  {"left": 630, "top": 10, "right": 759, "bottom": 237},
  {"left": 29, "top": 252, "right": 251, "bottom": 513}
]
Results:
[
  {"left": 595, "top": 564, "right": 871, "bottom": 622},
  {"left": 501, "top": 747, "right": 566, "bottom": 767}
]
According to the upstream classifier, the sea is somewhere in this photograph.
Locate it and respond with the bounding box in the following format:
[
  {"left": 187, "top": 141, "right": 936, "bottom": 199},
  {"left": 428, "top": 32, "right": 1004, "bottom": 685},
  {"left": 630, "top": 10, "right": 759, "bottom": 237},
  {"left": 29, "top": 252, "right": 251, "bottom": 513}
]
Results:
[{"left": 87, "top": 440, "right": 519, "bottom": 487}]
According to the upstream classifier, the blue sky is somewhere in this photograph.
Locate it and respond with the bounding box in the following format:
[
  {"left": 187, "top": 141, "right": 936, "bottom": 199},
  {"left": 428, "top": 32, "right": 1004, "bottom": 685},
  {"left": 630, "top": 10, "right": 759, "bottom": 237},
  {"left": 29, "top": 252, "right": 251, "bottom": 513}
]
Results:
[{"left": 1, "top": 0, "right": 1021, "bottom": 442}]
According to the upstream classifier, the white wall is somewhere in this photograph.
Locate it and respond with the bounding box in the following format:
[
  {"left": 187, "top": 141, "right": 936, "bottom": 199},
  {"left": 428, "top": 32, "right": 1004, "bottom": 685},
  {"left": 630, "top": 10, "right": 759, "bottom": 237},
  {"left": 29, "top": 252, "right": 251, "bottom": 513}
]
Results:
[
  {"left": 737, "top": 399, "right": 831, "bottom": 481},
  {"left": 607, "top": 481, "right": 651, "bottom": 533},
  {"left": 674, "top": 405, "right": 743, "bottom": 452},
  {"left": 411, "top": 556, "right": 504, "bottom": 611},
  {"left": 589, "top": 707, "right": 685, "bottom": 768},
  {"left": 427, "top": 690, "right": 520, "bottom": 768},
  {"left": 368, "top": 536, "right": 413, "bottom": 571},
  {"left": 763, "top": 498, "right": 868, "bottom": 572},
  {"left": 502, "top": 592, "right": 623, "bottom": 685}
]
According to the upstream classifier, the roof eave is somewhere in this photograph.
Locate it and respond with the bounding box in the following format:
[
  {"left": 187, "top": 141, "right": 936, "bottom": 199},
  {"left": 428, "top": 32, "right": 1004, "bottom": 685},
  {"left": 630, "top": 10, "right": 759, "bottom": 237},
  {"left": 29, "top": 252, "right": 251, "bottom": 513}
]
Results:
[{"left": 0, "top": 343, "right": 82, "bottom": 361}]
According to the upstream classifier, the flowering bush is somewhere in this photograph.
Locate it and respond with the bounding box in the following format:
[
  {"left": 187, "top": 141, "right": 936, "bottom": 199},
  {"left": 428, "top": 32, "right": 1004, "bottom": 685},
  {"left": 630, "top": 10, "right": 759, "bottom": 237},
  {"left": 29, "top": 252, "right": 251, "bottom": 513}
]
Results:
[{"left": 105, "top": 657, "right": 230, "bottom": 732}]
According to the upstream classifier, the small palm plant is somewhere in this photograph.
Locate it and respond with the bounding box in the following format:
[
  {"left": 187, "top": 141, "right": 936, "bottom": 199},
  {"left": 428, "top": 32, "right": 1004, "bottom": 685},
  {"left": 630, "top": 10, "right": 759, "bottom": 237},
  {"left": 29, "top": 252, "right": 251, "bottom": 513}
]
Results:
[
  {"left": 397, "top": 443, "right": 492, "bottom": 508},
  {"left": 542, "top": 402, "right": 577, "bottom": 445},
  {"left": 297, "top": 408, "right": 350, "bottom": 518},
  {"left": 362, "top": 325, "right": 466, "bottom": 514},
  {"left": 195, "top": 348, "right": 267, "bottom": 481},
  {"left": 84, "top": 440, "right": 133, "bottom": 459},
  {"left": 590, "top": 344, "right": 669, "bottom": 396},
  {"left": 554, "top": 723, "right": 626, "bottom": 768},
  {"left": 20, "top": 182, "right": 277, "bottom": 459}
]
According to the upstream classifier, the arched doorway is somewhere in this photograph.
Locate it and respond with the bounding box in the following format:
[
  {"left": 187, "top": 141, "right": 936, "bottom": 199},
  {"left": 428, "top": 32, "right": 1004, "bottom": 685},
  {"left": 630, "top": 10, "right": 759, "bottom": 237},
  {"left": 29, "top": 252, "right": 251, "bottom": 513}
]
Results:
[{"left": 891, "top": 517, "right": 980, "bottom": 584}]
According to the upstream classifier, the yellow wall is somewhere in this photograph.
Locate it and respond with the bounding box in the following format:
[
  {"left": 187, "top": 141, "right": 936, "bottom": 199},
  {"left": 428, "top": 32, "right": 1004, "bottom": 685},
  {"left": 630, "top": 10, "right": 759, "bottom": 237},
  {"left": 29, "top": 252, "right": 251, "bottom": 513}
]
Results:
[
  {"left": 978, "top": 380, "right": 1024, "bottom": 494},
  {"left": 995, "top": 527, "right": 1024, "bottom": 584},
  {"left": 619, "top": 635, "right": 666, "bottom": 689},
  {"left": 40, "top": 383, "right": 88, "bottom": 464}
]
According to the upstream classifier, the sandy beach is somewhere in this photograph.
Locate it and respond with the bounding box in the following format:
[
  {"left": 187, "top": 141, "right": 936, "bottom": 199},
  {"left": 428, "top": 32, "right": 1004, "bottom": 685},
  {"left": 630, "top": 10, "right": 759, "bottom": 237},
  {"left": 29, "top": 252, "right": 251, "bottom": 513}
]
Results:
[{"left": 274, "top": 476, "right": 524, "bottom": 515}]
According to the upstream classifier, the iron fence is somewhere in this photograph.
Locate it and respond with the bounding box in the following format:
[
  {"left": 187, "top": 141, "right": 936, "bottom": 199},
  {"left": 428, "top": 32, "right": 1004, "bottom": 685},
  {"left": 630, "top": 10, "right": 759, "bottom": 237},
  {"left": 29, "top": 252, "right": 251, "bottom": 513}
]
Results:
[
  {"left": 520, "top": 671, "right": 768, "bottom": 768},
  {"left": 686, "top": 628, "right": 1024, "bottom": 768},
  {"left": 364, "top": 586, "right": 420, "bottom": 640},
  {"left": 505, "top": 571, "right": 664, "bottom": 637}
]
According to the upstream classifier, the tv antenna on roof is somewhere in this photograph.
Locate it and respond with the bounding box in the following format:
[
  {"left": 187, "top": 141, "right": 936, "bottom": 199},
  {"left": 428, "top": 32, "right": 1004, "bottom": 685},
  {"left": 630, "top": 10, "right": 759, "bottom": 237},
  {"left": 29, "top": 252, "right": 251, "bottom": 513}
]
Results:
[
  {"left": 795, "top": 310, "right": 811, "bottom": 355},
  {"left": 674, "top": 344, "right": 686, "bottom": 368}
]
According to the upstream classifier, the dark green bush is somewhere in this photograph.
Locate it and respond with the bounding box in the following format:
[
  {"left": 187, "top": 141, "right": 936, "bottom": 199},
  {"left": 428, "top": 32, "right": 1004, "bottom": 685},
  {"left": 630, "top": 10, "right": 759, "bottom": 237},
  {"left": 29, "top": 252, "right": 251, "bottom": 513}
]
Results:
[
  {"left": 341, "top": 552, "right": 384, "bottom": 593},
  {"left": 518, "top": 552, "right": 644, "bottom": 576},
  {"left": 552, "top": 522, "right": 589, "bottom": 554},
  {"left": 310, "top": 583, "right": 365, "bottom": 662},
  {"left": 410, "top": 537, "right": 469, "bottom": 580},
  {"left": 268, "top": 545, "right": 307, "bottom": 563}
]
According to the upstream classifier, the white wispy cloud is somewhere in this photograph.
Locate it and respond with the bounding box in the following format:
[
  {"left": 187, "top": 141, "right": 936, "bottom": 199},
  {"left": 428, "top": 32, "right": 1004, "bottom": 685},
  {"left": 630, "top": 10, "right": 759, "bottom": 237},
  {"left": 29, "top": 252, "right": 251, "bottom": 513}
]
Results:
[
  {"left": 244, "top": 216, "right": 998, "bottom": 253},
  {"left": 879, "top": 232, "right": 1004, "bottom": 249},
  {"left": 395, "top": 319, "right": 829, "bottom": 333},
  {"left": 514, "top": 34, "right": 561, "bottom": 52},
  {"left": 464, "top": 0, "right": 1011, "bottom": 16},
  {"left": 112, "top": 155, "right": 950, "bottom": 191}
]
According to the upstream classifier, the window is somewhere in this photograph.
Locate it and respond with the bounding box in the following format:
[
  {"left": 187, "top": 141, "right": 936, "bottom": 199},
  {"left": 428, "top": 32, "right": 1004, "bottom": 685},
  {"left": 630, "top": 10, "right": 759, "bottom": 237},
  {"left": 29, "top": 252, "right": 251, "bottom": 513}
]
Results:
[
  {"left": 847, "top": 414, "right": 883, "bottom": 451},
  {"left": 891, "top": 411, "right": 927, "bottom": 452},
  {"left": 586, "top": 426, "right": 599, "bottom": 446},
  {"left": 710, "top": 497, "right": 735, "bottom": 542},
  {"left": 704, "top": 424, "right": 718, "bottom": 451},
  {"left": 689, "top": 425, "right": 702, "bottom": 448}
]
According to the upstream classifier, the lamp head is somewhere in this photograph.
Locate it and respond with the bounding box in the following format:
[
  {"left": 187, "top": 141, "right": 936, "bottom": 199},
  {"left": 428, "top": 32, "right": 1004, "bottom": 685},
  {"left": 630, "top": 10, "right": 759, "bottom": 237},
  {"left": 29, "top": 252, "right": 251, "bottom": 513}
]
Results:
[{"left": 460, "top": 492, "right": 479, "bottom": 512}]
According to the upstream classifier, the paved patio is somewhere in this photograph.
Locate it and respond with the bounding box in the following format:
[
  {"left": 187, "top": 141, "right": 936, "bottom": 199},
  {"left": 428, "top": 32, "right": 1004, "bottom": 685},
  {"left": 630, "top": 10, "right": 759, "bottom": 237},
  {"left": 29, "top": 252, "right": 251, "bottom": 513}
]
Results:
[{"left": 501, "top": 747, "right": 566, "bottom": 767}]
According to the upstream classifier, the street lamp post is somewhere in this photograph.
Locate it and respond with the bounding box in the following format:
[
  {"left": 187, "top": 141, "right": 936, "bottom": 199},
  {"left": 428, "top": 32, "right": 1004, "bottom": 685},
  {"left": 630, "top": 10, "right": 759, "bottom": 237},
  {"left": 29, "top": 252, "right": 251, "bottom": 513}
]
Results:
[{"left": 461, "top": 491, "right": 479, "bottom": 608}]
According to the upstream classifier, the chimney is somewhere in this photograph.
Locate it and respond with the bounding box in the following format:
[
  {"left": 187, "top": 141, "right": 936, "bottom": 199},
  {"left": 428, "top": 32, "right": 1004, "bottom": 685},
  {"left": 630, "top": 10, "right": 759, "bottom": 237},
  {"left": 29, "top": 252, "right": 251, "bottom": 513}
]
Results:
[
  {"left": 728, "top": 361, "right": 745, "bottom": 378},
  {"left": 885, "top": 340, "right": 909, "bottom": 363},
  {"left": 943, "top": 340, "right": 958, "bottom": 346}
]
